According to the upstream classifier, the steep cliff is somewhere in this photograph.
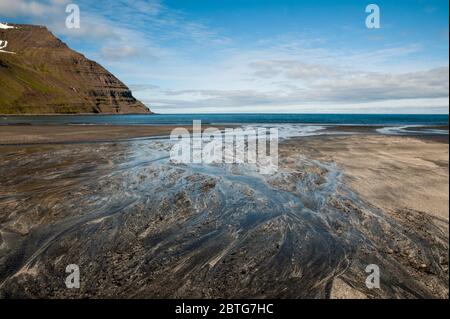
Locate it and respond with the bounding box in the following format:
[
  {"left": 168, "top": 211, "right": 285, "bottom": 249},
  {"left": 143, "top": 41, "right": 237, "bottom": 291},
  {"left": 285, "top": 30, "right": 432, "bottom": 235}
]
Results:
[{"left": 0, "top": 23, "right": 150, "bottom": 114}]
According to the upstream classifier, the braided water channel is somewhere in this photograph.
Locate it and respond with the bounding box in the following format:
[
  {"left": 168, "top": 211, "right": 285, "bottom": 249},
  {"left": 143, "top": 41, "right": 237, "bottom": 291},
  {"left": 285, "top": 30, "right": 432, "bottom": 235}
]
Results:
[{"left": 0, "top": 136, "right": 447, "bottom": 298}]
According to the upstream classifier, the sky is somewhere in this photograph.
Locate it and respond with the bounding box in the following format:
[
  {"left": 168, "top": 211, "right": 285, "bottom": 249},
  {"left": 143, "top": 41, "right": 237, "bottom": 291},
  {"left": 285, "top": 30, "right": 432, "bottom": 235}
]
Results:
[{"left": 1, "top": 0, "right": 449, "bottom": 114}]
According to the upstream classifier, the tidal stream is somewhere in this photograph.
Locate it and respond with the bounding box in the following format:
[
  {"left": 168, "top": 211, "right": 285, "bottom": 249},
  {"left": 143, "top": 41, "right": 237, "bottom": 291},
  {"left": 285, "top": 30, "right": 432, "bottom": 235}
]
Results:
[{"left": 0, "top": 137, "right": 448, "bottom": 298}]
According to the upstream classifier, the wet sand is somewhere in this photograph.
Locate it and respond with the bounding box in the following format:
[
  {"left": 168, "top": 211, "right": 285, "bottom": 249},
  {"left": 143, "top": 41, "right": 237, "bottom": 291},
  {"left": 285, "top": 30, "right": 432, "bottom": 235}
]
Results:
[
  {"left": 283, "top": 135, "right": 449, "bottom": 298},
  {"left": 0, "top": 125, "right": 231, "bottom": 145},
  {"left": 0, "top": 125, "right": 448, "bottom": 299},
  {"left": 285, "top": 135, "right": 449, "bottom": 220}
]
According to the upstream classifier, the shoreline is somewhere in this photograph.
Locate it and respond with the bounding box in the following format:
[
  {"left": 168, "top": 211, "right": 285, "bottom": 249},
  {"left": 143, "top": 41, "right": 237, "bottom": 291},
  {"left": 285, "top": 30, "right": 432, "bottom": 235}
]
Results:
[
  {"left": 0, "top": 124, "right": 448, "bottom": 145},
  {"left": 0, "top": 124, "right": 233, "bottom": 145},
  {"left": 0, "top": 113, "right": 157, "bottom": 116}
]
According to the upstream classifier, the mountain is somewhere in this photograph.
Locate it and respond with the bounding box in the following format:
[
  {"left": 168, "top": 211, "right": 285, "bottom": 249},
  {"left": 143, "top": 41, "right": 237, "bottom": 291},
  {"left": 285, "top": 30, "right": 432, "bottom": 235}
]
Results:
[{"left": 0, "top": 23, "right": 151, "bottom": 114}]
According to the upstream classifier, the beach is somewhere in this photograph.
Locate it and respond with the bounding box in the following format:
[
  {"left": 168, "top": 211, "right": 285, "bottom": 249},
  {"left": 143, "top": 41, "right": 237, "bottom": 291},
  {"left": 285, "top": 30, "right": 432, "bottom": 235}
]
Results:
[
  {"left": 0, "top": 124, "right": 448, "bottom": 298},
  {"left": 0, "top": 125, "right": 232, "bottom": 145},
  {"left": 287, "top": 134, "right": 449, "bottom": 298}
]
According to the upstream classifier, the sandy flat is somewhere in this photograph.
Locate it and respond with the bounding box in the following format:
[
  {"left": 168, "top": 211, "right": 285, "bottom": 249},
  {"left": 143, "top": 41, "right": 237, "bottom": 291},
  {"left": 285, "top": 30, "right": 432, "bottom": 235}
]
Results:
[
  {"left": 0, "top": 124, "right": 230, "bottom": 145},
  {"left": 282, "top": 135, "right": 449, "bottom": 299},
  {"left": 285, "top": 135, "right": 449, "bottom": 221},
  {"left": 2, "top": 126, "right": 448, "bottom": 221},
  {"left": 0, "top": 125, "right": 448, "bottom": 299}
]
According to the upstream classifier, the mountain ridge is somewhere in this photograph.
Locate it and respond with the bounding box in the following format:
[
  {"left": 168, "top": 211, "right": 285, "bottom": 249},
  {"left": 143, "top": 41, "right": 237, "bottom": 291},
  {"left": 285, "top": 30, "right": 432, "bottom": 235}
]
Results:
[{"left": 0, "top": 23, "right": 151, "bottom": 114}]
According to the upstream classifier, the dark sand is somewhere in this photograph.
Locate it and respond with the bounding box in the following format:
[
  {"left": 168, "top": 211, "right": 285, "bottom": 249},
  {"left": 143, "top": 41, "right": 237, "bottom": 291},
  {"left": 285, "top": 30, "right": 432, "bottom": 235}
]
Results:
[
  {"left": 285, "top": 135, "right": 449, "bottom": 220},
  {"left": 282, "top": 135, "right": 449, "bottom": 298},
  {"left": 0, "top": 125, "right": 448, "bottom": 299}
]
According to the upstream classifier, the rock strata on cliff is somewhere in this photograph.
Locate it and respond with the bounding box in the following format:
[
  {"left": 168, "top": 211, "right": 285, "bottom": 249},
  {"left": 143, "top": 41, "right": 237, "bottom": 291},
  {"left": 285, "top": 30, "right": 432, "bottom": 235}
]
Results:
[{"left": 0, "top": 23, "right": 150, "bottom": 114}]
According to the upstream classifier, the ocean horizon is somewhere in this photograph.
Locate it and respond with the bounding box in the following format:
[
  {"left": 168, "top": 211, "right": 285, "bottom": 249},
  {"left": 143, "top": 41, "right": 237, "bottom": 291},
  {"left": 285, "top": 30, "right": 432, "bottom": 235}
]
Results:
[{"left": 1, "top": 113, "right": 448, "bottom": 126}]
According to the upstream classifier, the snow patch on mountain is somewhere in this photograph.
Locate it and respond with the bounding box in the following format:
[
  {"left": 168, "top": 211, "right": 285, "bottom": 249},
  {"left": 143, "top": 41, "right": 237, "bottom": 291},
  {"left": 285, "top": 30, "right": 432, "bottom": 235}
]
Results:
[{"left": 0, "top": 23, "right": 16, "bottom": 30}]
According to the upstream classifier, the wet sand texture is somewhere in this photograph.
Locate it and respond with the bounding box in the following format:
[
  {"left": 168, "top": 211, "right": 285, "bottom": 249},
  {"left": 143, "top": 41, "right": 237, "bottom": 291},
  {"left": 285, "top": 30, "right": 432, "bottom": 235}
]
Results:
[
  {"left": 0, "top": 134, "right": 448, "bottom": 298},
  {"left": 0, "top": 125, "right": 230, "bottom": 145}
]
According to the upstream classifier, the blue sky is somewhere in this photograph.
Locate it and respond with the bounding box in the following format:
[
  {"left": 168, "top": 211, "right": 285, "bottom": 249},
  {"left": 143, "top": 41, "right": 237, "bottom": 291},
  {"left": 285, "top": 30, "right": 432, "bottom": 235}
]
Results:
[{"left": 1, "top": 0, "right": 449, "bottom": 113}]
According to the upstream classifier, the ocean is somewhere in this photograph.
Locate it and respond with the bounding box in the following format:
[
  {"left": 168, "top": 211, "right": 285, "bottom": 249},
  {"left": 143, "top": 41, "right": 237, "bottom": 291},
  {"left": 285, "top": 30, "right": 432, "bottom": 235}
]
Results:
[{"left": 1, "top": 113, "right": 448, "bottom": 126}]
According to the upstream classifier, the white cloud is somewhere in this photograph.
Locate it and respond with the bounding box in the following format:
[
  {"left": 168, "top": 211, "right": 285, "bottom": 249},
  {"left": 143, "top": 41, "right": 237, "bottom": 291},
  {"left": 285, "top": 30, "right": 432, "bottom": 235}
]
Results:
[
  {"left": 0, "top": 0, "right": 59, "bottom": 17},
  {"left": 100, "top": 45, "right": 140, "bottom": 61},
  {"left": 134, "top": 66, "right": 449, "bottom": 113}
]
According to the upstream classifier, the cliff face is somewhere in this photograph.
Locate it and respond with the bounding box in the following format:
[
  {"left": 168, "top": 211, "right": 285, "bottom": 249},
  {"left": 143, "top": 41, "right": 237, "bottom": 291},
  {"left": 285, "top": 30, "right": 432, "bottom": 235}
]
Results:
[{"left": 0, "top": 24, "right": 151, "bottom": 114}]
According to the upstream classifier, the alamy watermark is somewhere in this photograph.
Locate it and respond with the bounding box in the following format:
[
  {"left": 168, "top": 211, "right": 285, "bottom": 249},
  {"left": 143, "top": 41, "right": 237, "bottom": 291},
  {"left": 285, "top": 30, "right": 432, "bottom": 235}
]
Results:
[
  {"left": 0, "top": 40, "right": 10, "bottom": 52},
  {"left": 365, "top": 264, "right": 380, "bottom": 289},
  {"left": 66, "top": 4, "right": 81, "bottom": 29},
  {"left": 366, "top": 4, "right": 381, "bottom": 29},
  {"left": 65, "top": 264, "right": 80, "bottom": 289},
  {"left": 0, "top": 23, "right": 16, "bottom": 54},
  {"left": 170, "top": 121, "right": 279, "bottom": 174}
]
